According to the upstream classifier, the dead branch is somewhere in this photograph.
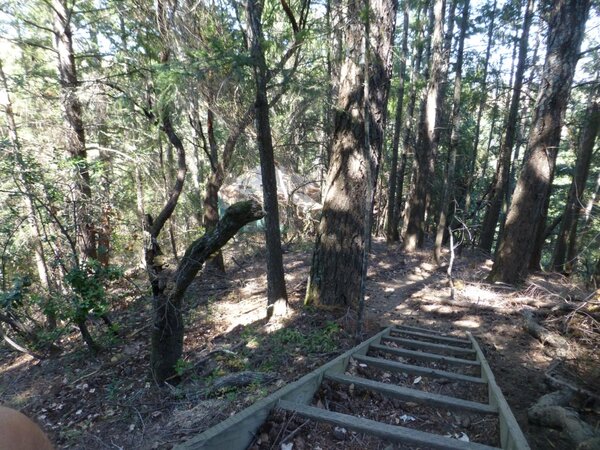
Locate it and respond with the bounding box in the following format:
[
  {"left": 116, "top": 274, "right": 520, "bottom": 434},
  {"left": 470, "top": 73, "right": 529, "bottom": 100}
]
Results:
[
  {"left": 0, "top": 326, "right": 44, "bottom": 359},
  {"left": 522, "top": 309, "right": 570, "bottom": 357},
  {"left": 545, "top": 370, "right": 600, "bottom": 404}
]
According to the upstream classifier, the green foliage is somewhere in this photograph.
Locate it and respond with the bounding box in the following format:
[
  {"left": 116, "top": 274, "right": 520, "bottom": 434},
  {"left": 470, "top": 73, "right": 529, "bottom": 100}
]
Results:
[
  {"left": 0, "top": 277, "right": 61, "bottom": 351},
  {"left": 240, "top": 321, "right": 341, "bottom": 372},
  {"left": 64, "top": 261, "right": 123, "bottom": 321},
  {"left": 0, "top": 276, "right": 31, "bottom": 309},
  {"left": 174, "top": 358, "right": 193, "bottom": 377}
]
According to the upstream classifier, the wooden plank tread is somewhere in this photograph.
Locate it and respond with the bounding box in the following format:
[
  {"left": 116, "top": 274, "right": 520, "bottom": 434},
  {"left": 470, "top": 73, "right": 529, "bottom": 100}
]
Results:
[
  {"left": 382, "top": 336, "right": 476, "bottom": 356},
  {"left": 371, "top": 344, "right": 481, "bottom": 367},
  {"left": 396, "top": 324, "right": 445, "bottom": 335},
  {"left": 325, "top": 373, "right": 497, "bottom": 415},
  {"left": 278, "top": 400, "right": 500, "bottom": 450},
  {"left": 391, "top": 328, "right": 471, "bottom": 345},
  {"left": 353, "top": 354, "right": 486, "bottom": 384}
]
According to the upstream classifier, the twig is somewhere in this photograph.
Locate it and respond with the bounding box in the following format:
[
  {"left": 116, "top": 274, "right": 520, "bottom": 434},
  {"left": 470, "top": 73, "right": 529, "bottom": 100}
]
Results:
[
  {"left": 191, "top": 347, "right": 239, "bottom": 370},
  {"left": 280, "top": 419, "right": 310, "bottom": 446},
  {"left": 447, "top": 225, "right": 456, "bottom": 300},
  {"left": 71, "top": 369, "right": 101, "bottom": 385},
  {"left": 270, "top": 411, "right": 296, "bottom": 450}
]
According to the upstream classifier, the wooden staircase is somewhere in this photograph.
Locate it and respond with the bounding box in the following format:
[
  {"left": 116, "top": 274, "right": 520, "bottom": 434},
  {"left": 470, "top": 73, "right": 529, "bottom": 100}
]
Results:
[{"left": 176, "top": 325, "right": 530, "bottom": 450}]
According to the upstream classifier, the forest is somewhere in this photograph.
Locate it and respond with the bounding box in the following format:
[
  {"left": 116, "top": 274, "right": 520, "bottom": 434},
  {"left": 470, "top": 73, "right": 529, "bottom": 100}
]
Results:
[{"left": 0, "top": 0, "right": 599, "bottom": 448}]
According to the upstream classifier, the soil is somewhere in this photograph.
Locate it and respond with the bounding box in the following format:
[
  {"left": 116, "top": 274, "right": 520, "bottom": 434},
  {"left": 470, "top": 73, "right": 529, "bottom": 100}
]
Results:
[{"left": 0, "top": 236, "right": 598, "bottom": 449}]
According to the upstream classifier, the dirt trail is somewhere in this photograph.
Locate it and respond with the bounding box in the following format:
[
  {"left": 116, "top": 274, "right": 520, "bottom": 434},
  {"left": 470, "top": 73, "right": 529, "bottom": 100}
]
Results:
[{"left": 0, "top": 237, "right": 596, "bottom": 449}]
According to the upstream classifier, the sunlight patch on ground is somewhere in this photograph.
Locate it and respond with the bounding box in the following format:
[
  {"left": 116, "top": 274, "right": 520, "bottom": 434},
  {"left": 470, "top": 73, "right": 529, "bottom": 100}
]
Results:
[
  {"left": 461, "top": 284, "right": 499, "bottom": 304},
  {"left": 240, "top": 278, "right": 263, "bottom": 297},
  {"left": 0, "top": 354, "right": 33, "bottom": 376},
  {"left": 217, "top": 296, "right": 266, "bottom": 332},
  {"left": 453, "top": 318, "right": 481, "bottom": 329},
  {"left": 421, "top": 304, "right": 455, "bottom": 314}
]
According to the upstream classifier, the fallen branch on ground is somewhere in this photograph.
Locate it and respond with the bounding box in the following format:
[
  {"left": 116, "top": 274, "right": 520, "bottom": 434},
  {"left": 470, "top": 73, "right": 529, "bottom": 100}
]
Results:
[
  {"left": 544, "top": 363, "right": 600, "bottom": 404},
  {"left": 522, "top": 309, "right": 570, "bottom": 357}
]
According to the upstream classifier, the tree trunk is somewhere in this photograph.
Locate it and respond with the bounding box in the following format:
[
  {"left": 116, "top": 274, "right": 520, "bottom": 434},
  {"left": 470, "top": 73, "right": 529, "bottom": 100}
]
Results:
[
  {"left": 187, "top": 98, "right": 204, "bottom": 226},
  {"left": 151, "top": 201, "right": 265, "bottom": 382},
  {"left": 463, "top": 0, "right": 496, "bottom": 215},
  {"left": 496, "top": 45, "right": 542, "bottom": 255},
  {"left": 52, "top": 0, "right": 97, "bottom": 264},
  {"left": 0, "top": 58, "right": 56, "bottom": 329},
  {"left": 385, "top": 1, "right": 409, "bottom": 242},
  {"left": 201, "top": 109, "right": 226, "bottom": 272},
  {"left": 52, "top": 0, "right": 101, "bottom": 349},
  {"left": 306, "top": 0, "right": 396, "bottom": 308},
  {"left": 489, "top": 0, "right": 590, "bottom": 284},
  {"left": 567, "top": 171, "right": 600, "bottom": 275},
  {"left": 395, "top": 3, "right": 427, "bottom": 240},
  {"left": 479, "top": 0, "right": 534, "bottom": 253},
  {"left": 247, "top": 0, "right": 288, "bottom": 317},
  {"left": 434, "top": 0, "right": 469, "bottom": 264},
  {"left": 134, "top": 165, "right": 146, "bottom": 267},
  {"left": 403, "top": 0, "right": 446, "bottom": 252},
  {"left": 552, "top": 98, "right": 600, "bottom": 273}
]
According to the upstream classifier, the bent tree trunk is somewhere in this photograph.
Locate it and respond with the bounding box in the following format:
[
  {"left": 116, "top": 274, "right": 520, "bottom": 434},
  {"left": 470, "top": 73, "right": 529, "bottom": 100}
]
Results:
[
  {"left": 202, "top": 109, "right": 226, "bottom": 272},
  {"left": 489, "top": 0, "right": 590, "bottom": 284},
  {"left": 152, "top": 200, "right": 265, "bottom": 382}
]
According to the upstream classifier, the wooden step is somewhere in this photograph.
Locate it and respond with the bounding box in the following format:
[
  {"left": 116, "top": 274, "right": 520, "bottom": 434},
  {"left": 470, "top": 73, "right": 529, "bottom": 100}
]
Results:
[
  {"left": 391, "top": 328, "right": 472, "bottom": 346},
  {"left": 278, "top": 400, "right": 501, "bottom": 450},
  {"left": 176, "top": 327, "right": 530, "bottom": 450},
  {"left": 382, "top": 335, "right": 477, "bottom": 357},
  {"left": 396, "top": 324, "right": 446, "bottom": 334},
  {"left": 371, "top": 343, "right": 481, "bottom": 367},
  {"left": 353, "top": 354, "right": 486, "bottom": 384},
  {"left": 325, "top": 373, "right": 497, "bottom": 415}
]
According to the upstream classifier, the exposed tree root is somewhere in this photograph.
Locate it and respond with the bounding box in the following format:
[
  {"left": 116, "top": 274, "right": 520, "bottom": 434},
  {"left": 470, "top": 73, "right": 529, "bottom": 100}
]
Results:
[{"left": 528, "top": 389, "right": 600, "bottom": 449}]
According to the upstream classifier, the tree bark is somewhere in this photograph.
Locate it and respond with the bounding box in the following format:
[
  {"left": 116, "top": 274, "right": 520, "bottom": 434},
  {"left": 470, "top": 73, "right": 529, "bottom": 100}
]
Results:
[
  {"left": 463, "top": 0, "right": 496, "bottom": 215},
  {"left": 489, "top": 0, "right": 591, "bottom": 284},
  {"left": 0, "top": 58, "right": 56, "bottom": 329},
  {"left": 434, "top": 0, "right": 469, "bottom": 265},
  {"left": 395, "top": 3, "right": 427, "bottom": 240},
  {"left": 403, "top": 0, "right": 446, "bottom": 252},
  {"left": 52, "top": 0, "right": 97, "bottom": 264},
  {"left": 479, "top": 0, "right": 534, "bottom": 253},
  {"left": 151, "top": 200, "right": 265, "bottom": 382},
  {"left": 52, "top": 0, "right": 101, "bottom": 349},
  {"left": 200, "top": 108, "right": 226, "bottom": 271},
  {"left": 247, "top": 0, "right": 289, "bottom": 317},
  {"left": 385, "top": 1, "right": 409, "bottom": 243},
  {"left": 552, "top": 97, "right": 600, "bottom": 273},
  {"left": 306, "top": 0, "right": 396, "bottom": 308}
]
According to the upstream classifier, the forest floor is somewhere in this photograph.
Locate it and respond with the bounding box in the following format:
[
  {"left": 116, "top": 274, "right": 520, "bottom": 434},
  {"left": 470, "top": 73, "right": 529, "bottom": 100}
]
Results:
[{"left": 0, "top": 235, "right": 598, "bottom": 449}]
